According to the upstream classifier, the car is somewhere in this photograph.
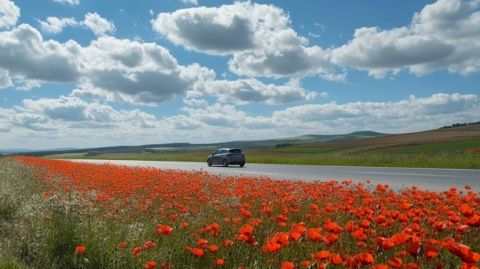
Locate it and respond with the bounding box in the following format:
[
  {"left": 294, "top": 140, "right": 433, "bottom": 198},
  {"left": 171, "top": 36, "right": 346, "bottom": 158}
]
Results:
[{"left": 207, "top": 148, "right": 245, "bottom": 167}]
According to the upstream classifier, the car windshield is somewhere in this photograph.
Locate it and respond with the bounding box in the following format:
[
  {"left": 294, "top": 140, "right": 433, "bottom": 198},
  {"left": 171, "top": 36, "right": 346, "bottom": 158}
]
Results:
[{"left": 229, "top": 149, "right": 242, "bottom": 153}]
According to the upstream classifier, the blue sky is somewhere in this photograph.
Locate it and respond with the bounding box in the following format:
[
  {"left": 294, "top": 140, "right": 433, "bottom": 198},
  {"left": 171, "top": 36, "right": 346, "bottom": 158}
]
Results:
[{"left": 0, "top": 0, "right": 479, "bottom": 149}]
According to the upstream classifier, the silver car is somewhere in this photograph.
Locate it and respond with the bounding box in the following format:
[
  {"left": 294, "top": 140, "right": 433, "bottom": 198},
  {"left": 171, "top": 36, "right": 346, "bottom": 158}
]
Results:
[{"left": 207, "top": 148, "right": 246, "bottom": 167}]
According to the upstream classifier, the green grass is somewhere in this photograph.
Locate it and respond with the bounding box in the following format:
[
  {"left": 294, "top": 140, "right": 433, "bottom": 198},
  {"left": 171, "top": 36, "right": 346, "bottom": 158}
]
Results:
[
  {"left": 376, "top": 139, "right": 480, "bottom": 153},
  {"left": 0, "top": 159, "right": 140, "bottom": 269},
  {"left": 46, "top": 138, "right": 480, "bottom": 169}
]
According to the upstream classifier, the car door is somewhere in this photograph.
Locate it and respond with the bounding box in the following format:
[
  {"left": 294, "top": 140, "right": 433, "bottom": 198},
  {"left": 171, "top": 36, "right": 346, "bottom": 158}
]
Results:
[{"left": 212, "top": 150, "right": 221, "bottom": 164}]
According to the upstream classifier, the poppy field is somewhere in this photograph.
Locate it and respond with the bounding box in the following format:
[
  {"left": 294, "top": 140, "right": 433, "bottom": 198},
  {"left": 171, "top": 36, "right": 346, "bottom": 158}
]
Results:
[{"left": 1, "top": 156, "right": 480, "bottom": 269}]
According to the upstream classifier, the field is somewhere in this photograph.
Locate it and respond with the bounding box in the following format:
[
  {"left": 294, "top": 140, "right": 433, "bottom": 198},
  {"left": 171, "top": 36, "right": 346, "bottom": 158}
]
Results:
[
  {"left": 49, "top": 137, "right": 480, "bottom": 169},
  {"left": 1, "top": 156, "right": 479, "bottom": 268}
]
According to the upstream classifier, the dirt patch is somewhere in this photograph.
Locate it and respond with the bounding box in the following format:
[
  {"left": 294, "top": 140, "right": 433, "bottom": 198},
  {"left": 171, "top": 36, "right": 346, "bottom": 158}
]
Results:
[{"left": 466, "top": 147, "right": 480, "bottom": 154}]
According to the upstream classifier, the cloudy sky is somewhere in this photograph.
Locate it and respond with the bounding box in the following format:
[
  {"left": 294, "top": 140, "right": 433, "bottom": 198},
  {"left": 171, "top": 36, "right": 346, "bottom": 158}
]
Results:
[{"left": 0, "top": 0, "right": 479, "bottom": 149}]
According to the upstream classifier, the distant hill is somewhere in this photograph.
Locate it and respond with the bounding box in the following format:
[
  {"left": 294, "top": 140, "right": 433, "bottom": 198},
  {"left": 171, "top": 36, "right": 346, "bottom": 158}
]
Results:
[
  {"left": 10, "top": 131, "right": 386, "bottom": 156},
  {"left": 298, "top": 124, "right": 480, "bottom": 149}
]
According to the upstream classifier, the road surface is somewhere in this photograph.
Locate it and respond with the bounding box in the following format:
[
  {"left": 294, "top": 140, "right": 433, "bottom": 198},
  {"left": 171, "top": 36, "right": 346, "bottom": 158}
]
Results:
[{"left": 66, "top": 160, "right": 480, "bottom": 192}]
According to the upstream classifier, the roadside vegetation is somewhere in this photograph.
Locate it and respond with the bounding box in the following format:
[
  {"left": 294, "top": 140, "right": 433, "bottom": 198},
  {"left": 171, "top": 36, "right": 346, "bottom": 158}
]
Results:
[
  {"left": 47, "top": 138, "right": 480, "bottom": 169},
  {"left": 1, "top": 157, "right": 480, "bottom": 268}
]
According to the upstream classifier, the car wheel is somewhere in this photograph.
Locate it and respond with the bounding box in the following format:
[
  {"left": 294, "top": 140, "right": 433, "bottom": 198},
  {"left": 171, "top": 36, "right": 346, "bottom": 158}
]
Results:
[
  {"left": 207, "top": 160, "right": 212, "bottom": 167},
  {"left": 239, "top": 162, "right": 245, "bottom": 167},
  {"left": 222, "top": 159, "right": 228, "bottom": 167}
]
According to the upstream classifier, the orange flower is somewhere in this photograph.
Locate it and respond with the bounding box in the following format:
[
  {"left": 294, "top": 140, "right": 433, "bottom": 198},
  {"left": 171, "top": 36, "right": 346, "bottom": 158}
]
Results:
[
  {"left": 425, "top": 248, "right": 439, "bottom": 260},
  {"left": 197, "top": 239, "right": 208, "bottom": 248},
  {"left": 191, "top": 248, "right": 205, "bottom": 257},
  {"left": 312, "top": 250, "right": 330, "bottom": 261},
  {"left": 144, "top": 261, "right": 157, "bottom": 269},
  {"left": 281, "top": 261, "right": 295, "bottom": 269},
  {"left": 358, "top": 252, "right": 374, "bottom": 265},
  {"left": 132, "top": 246, "right": 142, "bottom": 256},
  {"left": 118, "top": 241, "right": 128, "bottom": 250},
  {"left": 307, "top": 228, "right": 323, "bottom": 241},
  {"left": 75, "top": 244, "right": 86, "bottom": 254},
  {"left": 388, "top": 257, "right": 403, "bottom": 268},
  {"left": 223, "top": 239, "right": 233, "bottom": 247},
  {"left": 239, "top": 224, "right": 253, "bottom": 236},
  {"left": 214, "top": 258, "right": 225, "bottom": 267},
  {"left": 156, "top": 224, "right": 173, "bottom": 235},
  {"left": 299, "top": 261, "right": 311, "bottom": 267},
  {"left": 143, "top": 240, "right": 156, "bottom": 249},
  {"left": 466, "top": 214, "right": 480, "bottom": 227},
  {"left": 330, "top": 253, "right": 342, "bottom": 265},
  {"left": 325, "top": 221, "right": 343, "bottom": 234},
  {"left": 208, "top": 245, "right": 219, "bottom": 252}
]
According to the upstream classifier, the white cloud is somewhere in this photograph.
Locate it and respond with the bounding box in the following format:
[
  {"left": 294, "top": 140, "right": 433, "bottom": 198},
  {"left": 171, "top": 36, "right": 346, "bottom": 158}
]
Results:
[
  {"left": 152, "top": 2, "right": 338, "bottom": 79},
  {"left": 177, "top": 93, "right": 480, "bottom": 134},
  {"left": 81, "top": 12, "right": 115, "bottom": 36},
  {"left": 331, "top": 0, "right": 480, "bottom": 77},
  {"left": 1, "top": 93, "right": 478, "bottom": 148},
  {"left": 0, "top": 24, "right": 215, "bottom": 104},
  {"left": 0, "top": 24, "right": 81, "bottom": 86},
  {"left": 38, "top": 13, "right": 115, "bottom": 36},
  {"left": 76, "top": 37, "right": 215, "bottom": 104},
  {"left": 0, "top": 0, "right": 20, "bottom": 29},
  {"left": 191, "top": 78, "right": 318, "bottom": 105},
  {"left": 180, "top": 0, "right": 198, "bottom": 5},
  {"left": 153, "top": 0, "right": 480, "bottom": 79},
  {"left": 38, "top": 17, "right": 78, "bottom": 34},
  {"left": 52, "top": 0, "right": 80, "bottom": 6},
  {"left": 1, "top": 22, "right": 320, "bottom": 106},
  {"left": 268, "top": 93, "right": 480, "bottom": 132},
  {"left": 16, "top": 96, "right": 158, "bottom": 129}
]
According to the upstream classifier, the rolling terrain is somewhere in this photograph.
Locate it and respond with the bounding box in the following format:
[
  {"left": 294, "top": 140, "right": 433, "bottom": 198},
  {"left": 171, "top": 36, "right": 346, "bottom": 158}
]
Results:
[{"left": 23, "top": 125, "right": 480, "bottom": 169}]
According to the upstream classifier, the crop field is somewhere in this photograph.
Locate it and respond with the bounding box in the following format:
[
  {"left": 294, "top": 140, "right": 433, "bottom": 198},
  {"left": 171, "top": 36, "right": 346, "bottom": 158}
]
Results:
[
  {"left": 1, "top": 157, "right": 479, "bottom": 268},
  {"left": 49, "top": 138, "right": 480, "bottom": 169}
]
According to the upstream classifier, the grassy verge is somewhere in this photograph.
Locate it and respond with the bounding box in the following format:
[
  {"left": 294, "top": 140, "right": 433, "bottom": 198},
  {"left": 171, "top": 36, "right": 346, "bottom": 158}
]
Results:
[{"left": 0, "top": 158, "right": 145, "bottom": 268}]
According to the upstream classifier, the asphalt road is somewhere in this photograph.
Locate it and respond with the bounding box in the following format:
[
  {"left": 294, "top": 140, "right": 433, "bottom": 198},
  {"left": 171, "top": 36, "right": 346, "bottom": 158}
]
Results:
[{"left": 67, "top": 160, "right": 480, "bottom": 192}]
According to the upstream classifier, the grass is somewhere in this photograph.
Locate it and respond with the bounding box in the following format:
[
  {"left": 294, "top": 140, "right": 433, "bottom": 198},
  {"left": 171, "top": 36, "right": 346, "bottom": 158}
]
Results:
[{"left": 48, "top": 138, "right": 480, "bottom": 169}]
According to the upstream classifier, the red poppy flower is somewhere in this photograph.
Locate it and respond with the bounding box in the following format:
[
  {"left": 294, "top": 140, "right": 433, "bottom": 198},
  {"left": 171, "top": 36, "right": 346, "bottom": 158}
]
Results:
[{"left": 75, "top": 244, "right": 86, "bottom": 254}]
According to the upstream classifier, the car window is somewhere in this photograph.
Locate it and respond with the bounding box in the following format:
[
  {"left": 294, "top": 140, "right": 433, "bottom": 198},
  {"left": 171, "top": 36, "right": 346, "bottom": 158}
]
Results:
[
  {"left": 229, "top": 149, "right": 242, "bottom": 153},
  {"left": 221, "top": 149, "right": 227, "bottom": 154},
  {"left": 214, "top": 150, "right": 221, "bottom": 154}
]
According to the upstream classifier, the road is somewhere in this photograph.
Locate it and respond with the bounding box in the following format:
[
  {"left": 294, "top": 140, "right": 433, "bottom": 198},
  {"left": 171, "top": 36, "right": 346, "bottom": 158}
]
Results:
[{"left": 66, "top": 160, "right": 480, "bottom": 192}]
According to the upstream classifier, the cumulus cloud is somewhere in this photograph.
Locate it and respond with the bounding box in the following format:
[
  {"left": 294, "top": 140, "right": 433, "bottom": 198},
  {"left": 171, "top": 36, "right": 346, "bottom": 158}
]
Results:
[
  {"left": 18, "top": 96, "right": 158, "bottom": 129},
  {"left": 2, "top": 93, "right": 478, "bottom": 148},
  {"left": 0, "top": 0, "right": 20, "bottom": 29},
  {"left": 176, "top": 93, "right": 480, "bottom": 134},
  {"left": 52, "top": 0, "right": 80, "bottom": 6},
  {"left": 0, "top": 24, "right": 216, "bottom": 104},
  {"left": 331, "top": 0, "right": 480, "bottom": 77},
  {"left": 152, "top": 2, "right": 338, "bottom": 79},
  {"left": 180, "top": 0, "right": 198, "bottom": 6},
  {"left": 76, "top": 36, "right": 215, "bottom": 104},
  {"left": 38, "top": 13, "right": 115, "bottom": 36},
  {"left": 81, "top": 12, "right": 115, "bottom": 36},
  {"left": 0, "top": 24, "right": 81, "bottom": 86},
  {"left": 269, "top": 93, "right": 480, "bottom": 132},
  {"left": 38, "top": 17, "right": 78, "bottom": 34},
  {"left": 153, "top": 0, "right": 480, "bottom": 79},
  {"left": 192, "top": 78, "right": 318, "bottom": 105},
  {"left": 1, "top": 22, "right": 320, "bottom": 105}
]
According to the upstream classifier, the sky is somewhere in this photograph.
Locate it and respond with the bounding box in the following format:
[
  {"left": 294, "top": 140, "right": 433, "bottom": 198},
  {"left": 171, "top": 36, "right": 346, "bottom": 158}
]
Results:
[{"left": 0, "top": 0, "right": 479, "bottom": 149}]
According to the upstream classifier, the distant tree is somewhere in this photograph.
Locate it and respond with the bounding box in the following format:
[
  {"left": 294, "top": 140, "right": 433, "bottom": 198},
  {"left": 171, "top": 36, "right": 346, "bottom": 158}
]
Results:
[{"left": 440, "top": 121, "right": 480, "bottom": 129}]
